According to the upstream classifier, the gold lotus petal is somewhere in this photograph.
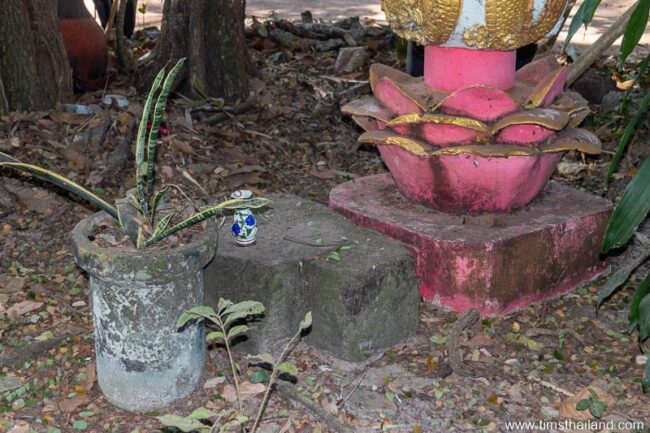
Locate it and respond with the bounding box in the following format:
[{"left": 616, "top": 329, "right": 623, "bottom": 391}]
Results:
[
  {"left": 491, "top": 108, "right": 570, "bottom": 134},
  {"left": 358, "top": 130, "right": 432, "bottom": 156},
  {"left": 368, "top": 64, "right": 445, "bottom": 110},
  {"left": 352, "top": 116, "right": 381, "bottom": 132},
  {"left": 541, "top": 127, "right": 602, "bottom": 155},
  {"left": 387, "top": 113, "right": 490, "bottom": 132},
  {"left": 431, "top": 144, "right": 538, "bottom": 157},
  {"left": 375, "top": 77, "right": 428, "bottom": 112},
  {"left": 342, "top": 97, "right": 393, "bottom": 123},
  {"left": 528, "top": 67, "right": 567, "bottom": 107},
  {"left": 369, "top": 63, "right": 417, "bottom": 94}
]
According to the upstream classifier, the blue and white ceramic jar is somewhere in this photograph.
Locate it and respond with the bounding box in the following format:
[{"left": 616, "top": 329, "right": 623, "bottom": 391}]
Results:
[{"left": 231, "top": 190, "right": 257, "bottom": 246}]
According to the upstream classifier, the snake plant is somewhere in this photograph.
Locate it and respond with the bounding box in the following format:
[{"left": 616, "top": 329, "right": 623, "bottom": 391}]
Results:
[{"left": 0, "top": 59, "right": 269, "bottom": 248}]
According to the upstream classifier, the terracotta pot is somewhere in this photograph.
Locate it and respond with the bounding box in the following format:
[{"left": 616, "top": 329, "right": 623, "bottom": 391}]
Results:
[{"left": 58, "top": 0, "right": 108, "bottom": 91}]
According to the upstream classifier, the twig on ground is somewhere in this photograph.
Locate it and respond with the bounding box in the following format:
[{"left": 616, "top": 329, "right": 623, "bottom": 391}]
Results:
[
  {"left": 446, "top": 309, "right": 481, "bottom": 376},
  {"left": 276, "top": 382, "right": 355, "bottom": 433}
]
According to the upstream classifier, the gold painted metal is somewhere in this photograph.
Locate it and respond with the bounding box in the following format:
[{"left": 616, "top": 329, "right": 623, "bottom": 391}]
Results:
[
  {"left": 382, "top": 0, "right": 462, "bottom": 47},
  {"left": 383, "top": 0, "right": 566, "bottom": 50},
  {"left": 358, "top": 131, "right": 432, "bottom": 156},
  {"left": 388, "top": 113, "right": 490, "bottom": 132},
  {"left": 491, "top": 108, "right": 570, "bottom": 134}
]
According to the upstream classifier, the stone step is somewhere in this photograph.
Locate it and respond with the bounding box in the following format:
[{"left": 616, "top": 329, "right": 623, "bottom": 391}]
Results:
[{"left": 203, "top": 193, "right": 420, "bottom": 362}]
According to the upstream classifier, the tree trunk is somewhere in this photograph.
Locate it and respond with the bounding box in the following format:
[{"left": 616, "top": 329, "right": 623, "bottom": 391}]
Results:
[
  {"left": 0, "top": 0, "right": 72, "bottom": 115},
  {"left": 153, "top": 0, "right": 250, "bottom": 103}
]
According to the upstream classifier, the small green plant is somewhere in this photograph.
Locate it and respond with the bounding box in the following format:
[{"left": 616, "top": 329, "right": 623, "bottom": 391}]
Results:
[
  {"left": 159, "top": 299, "right": 312, "bottom": 433},
  {"left": 598, "top": 156, "right": 650, "bottom": 392},
  {"left": 137, "top": 1, "right": 147, "bottom": 29},
  {"left": 575, "top": 388, "right": 609, "bottom": 418},
  {"left": 0, "top": 59, "right": 269, "bottom": 248}
]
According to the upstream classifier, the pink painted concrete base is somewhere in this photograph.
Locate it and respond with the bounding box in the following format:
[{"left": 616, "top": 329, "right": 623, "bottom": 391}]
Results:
[{"left": 330, "top": 174, "right": 613, "bottom": 316}]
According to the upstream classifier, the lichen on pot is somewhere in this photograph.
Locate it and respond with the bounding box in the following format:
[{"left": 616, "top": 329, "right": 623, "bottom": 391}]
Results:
[{"left": 71, "top": 211, "right": 217, "bottom": 412}]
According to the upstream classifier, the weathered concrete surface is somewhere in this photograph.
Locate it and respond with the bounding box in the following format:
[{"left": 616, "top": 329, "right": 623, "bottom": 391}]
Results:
[
  {"left": 72, "top": 212, "right": 216, "bottom": 412},
  {"left": 204, "top": 193, "right": 420, "bottom": 362},
  {"left": 330, "top": 174, "right": 613, "bottom": 316}
]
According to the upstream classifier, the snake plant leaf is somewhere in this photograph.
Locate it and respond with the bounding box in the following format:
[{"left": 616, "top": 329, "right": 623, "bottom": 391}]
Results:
[
  {"left": 142, "top": 198, "right": 271, "bottom": 247},
  {"left": 146, "top": 58, "right": 186, "bottom": 201},
  {"left": 606, "top": 92, "right": 650, "bottom": 188},
  {"left": 629, "top": 273, "right": 650, "bottom": 333},
  {"left": 150, "top": 212, "right": 174, "bottom": 241},
  {"left": 0, "top": 151, "right": 20, "bottom": 163},
  {"left": 149, "top": 186, "right": 169, "bottom": 223},
  {"left": 0, "top": 161, "right": 118, "bottom": 220},
  {"left": 603, "top": 156, "right": 650, "bottom": 252},
  {"left": 135, "top": 65, "right": 167, "bottom": 215},
  {"left": 619, "top": 0, "right": 650, "bottom": 68},
  {"left": 115, "top": 196, "right": 141, "bottom": 246}
]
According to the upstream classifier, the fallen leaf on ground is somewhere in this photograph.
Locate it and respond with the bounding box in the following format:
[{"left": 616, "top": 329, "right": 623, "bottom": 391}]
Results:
[
  {"left": 221, "top": 382, "right": 265, "bottom": 403},
  {"left": 0, "top": 276, "right": 27, "bottom": 293},
  {"left": 58, "top": 394, "right": 91, "bottom": 413},
  {"left": 4, "top": 301, "right": 43, "bottom": 319},
  {"left": 559, "top": 381, "right": 615, "bottom": 420}
]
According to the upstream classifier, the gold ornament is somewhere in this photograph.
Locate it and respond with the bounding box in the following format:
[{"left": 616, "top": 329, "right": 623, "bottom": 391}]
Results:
[{"left": 382, "top": 0, "right": 567, "bottom": 50}]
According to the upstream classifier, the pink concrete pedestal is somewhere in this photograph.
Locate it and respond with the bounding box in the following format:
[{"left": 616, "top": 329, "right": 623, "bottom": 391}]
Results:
[{"left": 330, "top": 174, "right": 613, "bottom": 316}]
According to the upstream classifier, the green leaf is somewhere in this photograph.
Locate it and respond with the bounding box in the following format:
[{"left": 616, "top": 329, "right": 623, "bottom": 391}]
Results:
[
  {"left": 224, "top": 300, "right": 265, "bottom": 316},
  {"left": 638, "top": 294, "right": 650, "bottom": 340},
  {"left": 47, "top": 428, "right": 62, "bottom": 433},
  {"left": 227, "top": 325, "right": 249, "bottom": 341},
  {"left": 177, "top": 306, "right": 219, "bottom": 328},
  {"left": 72, "top": 420, "right": 88, "bottom": 430},
  {"left": 641, "top": 357, "right": 650, "bottom": 392},
  {"left": 206, "top": 331, "right": 225, "bottom": 342},
  {"left": 0, "top": 160, "right": 118, "bottom": 220},
  {"left": 277, "top": 362, "right": 298, "bottom": 375},
  {"left": 630, "top": 274, "right": 650, "bottom": 332},
  {"left": 188, "top": 407, "right": 216, "bottom": 420},
  {"left": 590, "top": 399, "right": 608, "bottom": 418},
  {"left": 149, "top": 186, "right": 169, "bottom": 222},
  {"left": 430, "top": 334, "right": 447, "bottom": 345},
  {"left": 599, "top": 248, "right": 650, "bottom": 306},
  {"left": 116, "top": 198, "right": 141, "bottom": 247},
  {"left": 564, "top": 0, "right": 602, "bottom": 48},
  {"left": 146, "top": 59, "right": 186, "bottom": 201},
  {"left": 218, "top": 297, "right": 234, "bottom": 313},
  {"left": 327, "top": 251, "right": 341, "bottom": 261},
  {"left": 156, "top": 414, "right": 209, "bottom": 432},
  {"left": 576, "top": 398, "right": 593, "bottom": 411},
  {"left": 300, "top": 311, "right": 312, "bottom": 331},
  {"left": 605, "top": 93, "right": 650, "bottom": 189},
  {"left": 250, "top": 368, "right": 270, "bottom": 383},
  {"left": 224, "top": 310, "right": 259, "bottom": 326},
  {"left": 619, "top": 0, "right": 650, "bottom": 67},
  {"left": 604, "top": 152, "right": 650, "bottom": 250}
]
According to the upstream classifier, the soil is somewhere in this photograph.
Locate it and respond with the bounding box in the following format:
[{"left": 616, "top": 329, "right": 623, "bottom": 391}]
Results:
[{"left": 1, "top": 8, "right": 650, "bottom": 433}]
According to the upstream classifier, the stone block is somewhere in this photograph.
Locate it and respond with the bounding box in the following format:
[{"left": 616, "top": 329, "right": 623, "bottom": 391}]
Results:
[
  {"left": 330, "top": 174, "right": 613, "bottom": 316},
  {"left": 203, "top": 193, "right": 420, "bottom": 362}
]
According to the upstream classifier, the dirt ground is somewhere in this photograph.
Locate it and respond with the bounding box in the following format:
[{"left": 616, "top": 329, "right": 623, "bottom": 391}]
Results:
[{"left": 2, "top": 3, "right": 650, "bottom": 433}]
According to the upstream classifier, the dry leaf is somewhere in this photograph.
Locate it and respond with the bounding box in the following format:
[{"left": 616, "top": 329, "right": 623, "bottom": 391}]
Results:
[
  {"left": 221, "top": 382, "right": 265, "bottom": 403},
  {"left": 4, "top": 301, "right": 43, "bottom": 319},
  {"left": 559, "top": 382, "right": 615, "bottom": 420},
  {"left": 58, "top": 394, "right": 91, "bottom": 413},
  {"left": 0, "top": 276, "right": 26, "bottom": 293}
]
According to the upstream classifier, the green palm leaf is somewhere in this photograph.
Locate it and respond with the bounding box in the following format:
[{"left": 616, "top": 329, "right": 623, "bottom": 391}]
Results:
[
  {"left": 143, "top": 198, "right": 271, "bottom": 247},
  {"left": 0, "top": 161, "right": 117, "bottom": 219},
  {"left": 135, "top": 66, "right": 167, "bottom": 216},
  {"left": 145, "top": 58, "right": 186, "bottom": 201}
]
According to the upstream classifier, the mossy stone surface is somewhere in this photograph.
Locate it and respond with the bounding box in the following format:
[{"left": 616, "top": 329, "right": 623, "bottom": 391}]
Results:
[{"left": 204, "top": 193, "right": 419, "bottom": 362}]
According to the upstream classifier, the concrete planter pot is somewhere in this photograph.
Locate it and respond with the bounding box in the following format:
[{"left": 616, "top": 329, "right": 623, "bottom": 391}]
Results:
[{"left": 71, "top": 212, "right": 217, "bottom": 412}]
